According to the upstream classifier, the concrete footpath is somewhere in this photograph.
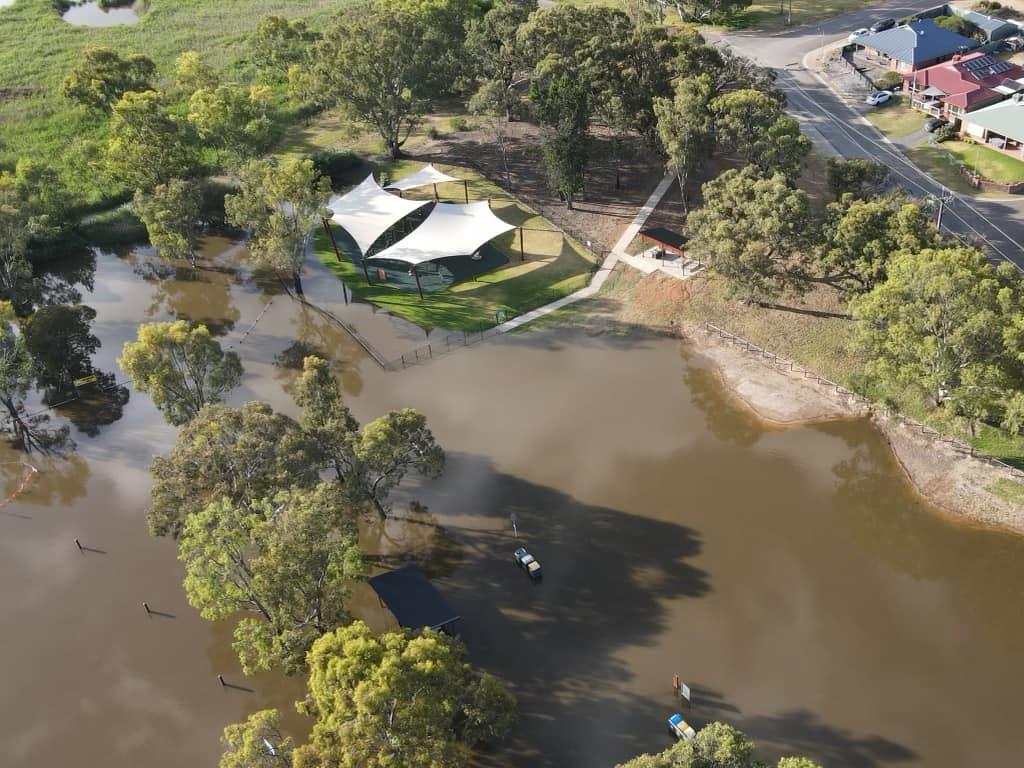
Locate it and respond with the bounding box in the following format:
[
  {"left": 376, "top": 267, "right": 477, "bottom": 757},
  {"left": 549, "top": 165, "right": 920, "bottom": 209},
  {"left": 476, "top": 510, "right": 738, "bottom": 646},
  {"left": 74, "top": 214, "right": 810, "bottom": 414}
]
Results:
[{"left": 493, "top": 171, "right": 678, "bottom": 333}]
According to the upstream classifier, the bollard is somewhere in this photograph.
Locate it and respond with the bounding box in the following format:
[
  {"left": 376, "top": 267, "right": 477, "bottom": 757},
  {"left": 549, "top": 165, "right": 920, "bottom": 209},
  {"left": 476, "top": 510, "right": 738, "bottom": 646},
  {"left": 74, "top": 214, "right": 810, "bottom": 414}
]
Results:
[
  {"left": 75, "top": 538, "right": 82, "bottom": 550},
  {"left": 428, "top": 343, "right": 432, "bottom": 358},
  {"left": 218, "top": 674, "right": 226, "bottom": 687},
  {"left": 143, "top": 602, "right": 151, "bottom": 614}
]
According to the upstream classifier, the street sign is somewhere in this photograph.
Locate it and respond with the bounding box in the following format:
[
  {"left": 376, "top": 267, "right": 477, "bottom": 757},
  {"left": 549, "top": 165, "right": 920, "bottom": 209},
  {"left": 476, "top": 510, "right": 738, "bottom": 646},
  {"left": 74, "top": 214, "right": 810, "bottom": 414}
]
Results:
[
  {"left": 679, "top": 682, "right": 691, "bottom": 702},
  {"left": 73, "top": 374, "right": 98, "bottom": 387}
]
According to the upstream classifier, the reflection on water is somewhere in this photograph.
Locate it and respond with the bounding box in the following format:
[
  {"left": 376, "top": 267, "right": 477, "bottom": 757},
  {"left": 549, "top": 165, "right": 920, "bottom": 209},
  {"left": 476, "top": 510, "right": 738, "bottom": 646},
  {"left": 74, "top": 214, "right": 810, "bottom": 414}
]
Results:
[
  {"left": 61, "top": 1, "right": 140, "bottom": 26},
  {"left": 3, "top": 235, "right": 1024, "bottom": 768}
]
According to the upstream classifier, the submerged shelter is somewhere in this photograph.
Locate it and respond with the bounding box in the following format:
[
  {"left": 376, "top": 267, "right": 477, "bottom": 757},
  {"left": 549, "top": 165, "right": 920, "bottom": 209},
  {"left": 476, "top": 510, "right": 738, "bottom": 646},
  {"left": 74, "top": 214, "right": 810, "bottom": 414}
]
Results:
[{"left": 368, "top": 564, "right": 461, "bottom": 632}]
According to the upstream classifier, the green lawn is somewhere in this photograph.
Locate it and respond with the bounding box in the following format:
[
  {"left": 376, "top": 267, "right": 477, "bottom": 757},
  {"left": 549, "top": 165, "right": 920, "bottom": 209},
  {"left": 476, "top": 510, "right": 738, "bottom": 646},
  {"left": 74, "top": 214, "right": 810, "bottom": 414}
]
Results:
[
  {"left": 906, "top": 144, "right": 986, "bottom": 195},
  {"left": 313, "top": 161, "right": 597, "bottom": 332},
  {"left": 862, "top": 96, "right": 923, "bottom": 140},
  {"left": 0, "top": 0, "right": 347, "bottom": 205},
  {"left": 941, "top": 140, "right": 1024, "bottom": 185}
]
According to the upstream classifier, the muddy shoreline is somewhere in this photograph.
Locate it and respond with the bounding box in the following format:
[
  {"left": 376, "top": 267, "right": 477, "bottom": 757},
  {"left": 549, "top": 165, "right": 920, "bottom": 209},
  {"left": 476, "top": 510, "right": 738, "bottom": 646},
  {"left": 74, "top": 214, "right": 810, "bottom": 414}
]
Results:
[{"left": 682, "top": 320, "right": 1024, "bottom": 535}]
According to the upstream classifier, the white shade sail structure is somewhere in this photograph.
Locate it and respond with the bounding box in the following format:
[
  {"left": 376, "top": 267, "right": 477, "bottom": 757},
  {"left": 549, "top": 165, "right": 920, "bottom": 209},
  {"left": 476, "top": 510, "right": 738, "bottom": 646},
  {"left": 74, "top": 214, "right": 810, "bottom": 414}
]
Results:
[
  {"left": 327, "top": 174, "right": 430, "bottom": 256},
  {"left": 384, "top": 163, "right": 461, "bottom": 192},
  {"left": 366, "top": 201, "right": 515, "bottom": 267}
]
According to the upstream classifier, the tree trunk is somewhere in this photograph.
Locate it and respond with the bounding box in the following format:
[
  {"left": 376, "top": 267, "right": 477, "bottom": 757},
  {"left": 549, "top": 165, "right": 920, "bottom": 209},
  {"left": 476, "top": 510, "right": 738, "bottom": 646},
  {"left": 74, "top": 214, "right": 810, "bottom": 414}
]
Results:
[
  {"left": 293, "top": 270, "right": 304, "bottom": 296},
  {"left": 388, "top": 136, "right": 401, "bottom": 160},
  {"left": 1, "top": 395, "right": 27, "bottom": 451}
]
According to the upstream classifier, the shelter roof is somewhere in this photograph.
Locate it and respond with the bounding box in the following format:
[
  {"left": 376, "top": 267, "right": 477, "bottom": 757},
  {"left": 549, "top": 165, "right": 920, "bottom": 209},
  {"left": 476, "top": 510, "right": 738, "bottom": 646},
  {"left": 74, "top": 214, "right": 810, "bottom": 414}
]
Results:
[
  {"left": 853, "top": 19, "right": 977, "bottom": 66},
  {"left": 367, "top": 201, "right": 515, "bottom": 266},
  {"left": 639, "top": 227, "right": 688, "bottom": 251},
  {"left": 385, "top": 163, "right": 461, "bottom": 192},
  {"left": 963, "top": 93, "right": 1024, "bottom": 142},
  {"left": 327, "top": 174, "right": 430, "bottom": 256},
  {"left": 368, "top": 565, "right": 460, "bottom": 631}
]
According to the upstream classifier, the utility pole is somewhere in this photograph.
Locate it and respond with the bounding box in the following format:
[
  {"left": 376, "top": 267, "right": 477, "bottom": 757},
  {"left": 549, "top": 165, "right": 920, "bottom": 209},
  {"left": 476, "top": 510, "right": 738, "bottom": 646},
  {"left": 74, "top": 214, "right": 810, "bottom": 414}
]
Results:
[{"left": 935, "top": 191, "right": 953, "bottom": 231}]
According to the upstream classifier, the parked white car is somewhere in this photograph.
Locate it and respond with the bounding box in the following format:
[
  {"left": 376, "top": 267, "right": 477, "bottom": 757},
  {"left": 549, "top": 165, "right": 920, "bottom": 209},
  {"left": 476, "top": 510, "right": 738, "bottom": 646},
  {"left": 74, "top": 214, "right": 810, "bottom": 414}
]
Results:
[
  {"left": 848, "top": 28, "right": 869, "bottom": 42},
  {"left": 865, "top": 90, "right": 893, "bottom": 106}
]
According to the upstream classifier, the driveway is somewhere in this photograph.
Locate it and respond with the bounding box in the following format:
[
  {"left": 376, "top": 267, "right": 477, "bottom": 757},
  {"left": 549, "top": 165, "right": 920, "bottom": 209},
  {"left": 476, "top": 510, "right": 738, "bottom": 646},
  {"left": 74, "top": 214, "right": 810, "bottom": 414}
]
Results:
[{"left": 711, "top": 0, "right": 1024, "bottom": 269}]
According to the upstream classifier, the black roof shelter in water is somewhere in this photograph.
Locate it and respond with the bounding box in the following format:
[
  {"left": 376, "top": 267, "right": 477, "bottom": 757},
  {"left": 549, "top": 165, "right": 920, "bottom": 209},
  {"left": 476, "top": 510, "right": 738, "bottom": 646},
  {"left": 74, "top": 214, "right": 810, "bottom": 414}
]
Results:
[
  {"left": 368, "top": 564, "right": 461, "bottom": 632},
  {"left": 638, "top": 226, "right": 688, "bottom": 254}
]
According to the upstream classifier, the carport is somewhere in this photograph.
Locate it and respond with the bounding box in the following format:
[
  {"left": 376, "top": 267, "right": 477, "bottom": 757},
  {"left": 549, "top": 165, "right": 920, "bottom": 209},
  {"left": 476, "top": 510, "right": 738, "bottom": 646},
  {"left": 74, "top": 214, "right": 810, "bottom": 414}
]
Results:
[{"left": 368, "top": 564, "right": 461, "bottom": 632}]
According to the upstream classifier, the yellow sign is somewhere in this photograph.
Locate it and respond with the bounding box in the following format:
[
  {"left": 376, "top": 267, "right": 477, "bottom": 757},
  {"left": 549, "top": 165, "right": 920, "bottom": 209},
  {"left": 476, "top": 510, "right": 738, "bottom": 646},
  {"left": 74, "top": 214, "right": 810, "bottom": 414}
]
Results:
[{"left": 73, "top": 374, "right": 98, "bottom": 387}]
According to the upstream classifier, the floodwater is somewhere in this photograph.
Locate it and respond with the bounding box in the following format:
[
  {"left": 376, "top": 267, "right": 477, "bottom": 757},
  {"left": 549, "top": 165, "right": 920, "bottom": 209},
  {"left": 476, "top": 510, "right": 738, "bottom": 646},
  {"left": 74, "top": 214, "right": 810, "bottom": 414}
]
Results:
[
  {"left": 61, "top": 1, "right": 140, "bottom": 26},
  {"left": 2, "top": 237, "right": 1024, "bottom": 767}
]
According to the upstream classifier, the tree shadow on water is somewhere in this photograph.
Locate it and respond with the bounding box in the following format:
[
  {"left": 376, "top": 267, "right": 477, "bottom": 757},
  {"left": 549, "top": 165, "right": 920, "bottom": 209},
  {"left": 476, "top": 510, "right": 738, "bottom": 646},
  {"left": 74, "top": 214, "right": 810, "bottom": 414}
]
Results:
[{"left": 399, "top": 452, "right": 709, "bottom": 767}]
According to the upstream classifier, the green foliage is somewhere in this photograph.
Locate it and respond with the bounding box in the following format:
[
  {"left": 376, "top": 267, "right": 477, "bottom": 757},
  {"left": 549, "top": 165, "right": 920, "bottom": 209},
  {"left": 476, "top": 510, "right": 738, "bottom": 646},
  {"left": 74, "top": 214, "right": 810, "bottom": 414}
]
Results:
[
  {"left": 465, "top": 0, "right": 534, "bottom": 120},
  {"left": 308, "top": 148, "right": 363, "bottom": 190},
  {"left": 1002, "top": 391, "right": 1024, "bottom": 435},
  {"left": 851, "top": 248, "right": 1018, "bottom": 415},
  {"left": 814, "top": 196, "right": 938, "bottom": 295},
  {"left": 0, "top": 182, "right": 37, "bottom": 311},
  {"left": 825, "top": 158, "right": 890, "bottom": 201},
  {"left": 148, "top": 401, "right": 321, "bottom": 538},
  {"left": 532, "top": 65, "right": 590, "bottom": 207},
  {"left": 220, "top": 709, "right": 295, "bottom": 768},
  {"left": 873, "top": 70, "right": 904, "bottom": 92},
  {"left": 117, "top": 320, "right": 243, "bottom": 427},
  {"left": 677, "top": 0, "right": 753, "bottom": 23},
  {"left": 21, "top": 304, "right": 99, "bottom": 395},
  {"left": 934, "top": 124, "right": 957, "bottom": 143},
  {"left": 616, "top": 720, "right": 821, "bottom": 768},
  {"left": 59, "top": 46, "right": 155, "bottom": 112},
  {"left": 250, "top": 15, "right": 316, "bottom": 80},
  {"left": 174, "top": 50, "right": 219, "bottom": 96},
  {"left": 301, "top": 621, "right": 516, "bottom": 766},
  {"left": 933, "top": 14, "right": 982, "bottom": 39},
  {"left": 711, "top": 89, "right": 810, "bottom": 179},
  {"left": 180, "top": 482, "right": 364, "bottom": 675},
  {"left": 655, "top": 74, "right": 715, "bottom": 209},
  {"left": 104, "top": 90, "right": 198, "bottom": 193},
  {"left": 2, "top": 160, "right": 74, "bottom": 246},
  {"left": 224, "top": 157, "right": 330, "bottom": 293},
  {"left": 449, "top": 116, "right": 471, "bottom": 132},
  {"left": 187, "top": 83, "right": 274, "bottom": 164},
  {"left": 687, "top": 167, "right": 811, "bottom": 302},
  {"left": 133, "top": 180, "right": 202, "bottom": 266}
]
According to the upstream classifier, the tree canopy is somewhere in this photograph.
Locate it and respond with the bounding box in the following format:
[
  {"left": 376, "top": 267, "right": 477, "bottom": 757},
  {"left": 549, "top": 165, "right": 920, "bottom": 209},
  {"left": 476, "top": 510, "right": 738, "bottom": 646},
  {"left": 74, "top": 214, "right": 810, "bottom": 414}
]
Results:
[
  {"left": 655, "top": 74, "right": 714, "bottom": 209},
  {"left": 104, "top": 90, "right": 196, "bottom": 192},
  {"left": 118, "top": 320, "right": 242, "bottom": 427},
  {"left": 60, "top": 46, "right": 155, "bottom": 112},
  {"left": 224, "top": 157, "right": 330, "bottom": 294},
  {"left": 616, "top": 721, "right": 821, "bottom": 768},
  {"left": 133, "top": 180, "right": 203, "bottom": 266}
]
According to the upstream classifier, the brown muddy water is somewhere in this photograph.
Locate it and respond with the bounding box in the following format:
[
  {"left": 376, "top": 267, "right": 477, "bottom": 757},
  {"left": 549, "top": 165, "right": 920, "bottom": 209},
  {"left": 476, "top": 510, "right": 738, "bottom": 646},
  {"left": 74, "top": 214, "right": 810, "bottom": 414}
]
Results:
[{"left": 2, "top": 237, "right": 1023, "bottom": 768}]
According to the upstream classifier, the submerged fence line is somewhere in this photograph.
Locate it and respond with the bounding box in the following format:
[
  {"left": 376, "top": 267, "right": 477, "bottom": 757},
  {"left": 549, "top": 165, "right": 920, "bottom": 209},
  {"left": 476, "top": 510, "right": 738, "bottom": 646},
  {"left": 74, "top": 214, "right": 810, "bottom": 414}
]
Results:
[{"left": 702, "top": 320, "right": 1024, "bottom": 479}]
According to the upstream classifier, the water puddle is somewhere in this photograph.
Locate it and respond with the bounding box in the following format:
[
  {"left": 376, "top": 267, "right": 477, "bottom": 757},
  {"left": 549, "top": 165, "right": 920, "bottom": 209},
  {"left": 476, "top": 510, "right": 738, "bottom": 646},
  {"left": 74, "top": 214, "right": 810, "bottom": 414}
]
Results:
[{"left": 61, "top": 1, "right": 140, "bottom": 26}]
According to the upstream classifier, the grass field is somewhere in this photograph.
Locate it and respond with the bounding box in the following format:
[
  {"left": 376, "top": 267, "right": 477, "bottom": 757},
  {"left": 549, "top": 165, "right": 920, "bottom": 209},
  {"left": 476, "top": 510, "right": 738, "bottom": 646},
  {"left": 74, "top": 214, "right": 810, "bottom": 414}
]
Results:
[
  {"left": 0, "top": 0, "right": 345, "bottom": 205},
  {"left": 941, "top": 140, "right": 1024, "bottom": 185},
  {"left": 862, "top": 96, "right": 924, "bottom": 140},
  {"left": 313, "top": 160, "right": 597, "bottom": 332}
]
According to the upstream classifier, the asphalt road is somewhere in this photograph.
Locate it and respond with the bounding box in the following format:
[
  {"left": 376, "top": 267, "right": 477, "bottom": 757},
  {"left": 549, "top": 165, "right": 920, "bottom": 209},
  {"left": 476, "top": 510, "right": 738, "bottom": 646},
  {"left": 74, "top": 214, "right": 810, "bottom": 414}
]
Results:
[{"left": 712, "top": 0, "right": 1024, "bottom": 269}]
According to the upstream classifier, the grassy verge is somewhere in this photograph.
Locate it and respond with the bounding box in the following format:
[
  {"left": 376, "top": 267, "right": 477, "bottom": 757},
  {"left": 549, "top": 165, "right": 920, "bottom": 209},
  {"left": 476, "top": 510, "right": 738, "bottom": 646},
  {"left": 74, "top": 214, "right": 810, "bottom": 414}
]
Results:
[
  {"left": 906, "top": 144, "right": 986, "bottom": 195},
  {"left": 941, "top": 140, "right": 1024, "bottom": 185},
  {"left": 986, "top": 478, "right": 1024, "bottom": 506},
  {"left": 862, "top": 96, "right": 923, "bottom": 140},
  {"left": 733, "top": 0, "right": 879, "bottom": 30},
  {"left": 0, "top": 0, "right": 348, "bottom": 205},
  {"left": 313, "top": 161, "right": 597, "bottom": 332}
]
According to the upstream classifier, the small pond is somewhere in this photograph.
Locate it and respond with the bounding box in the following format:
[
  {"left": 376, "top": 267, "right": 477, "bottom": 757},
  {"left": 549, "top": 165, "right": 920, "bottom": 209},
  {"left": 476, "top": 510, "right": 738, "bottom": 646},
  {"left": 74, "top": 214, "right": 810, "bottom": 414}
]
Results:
[{"left": 61, "top": 1, "right": 140, "bottom": 26}]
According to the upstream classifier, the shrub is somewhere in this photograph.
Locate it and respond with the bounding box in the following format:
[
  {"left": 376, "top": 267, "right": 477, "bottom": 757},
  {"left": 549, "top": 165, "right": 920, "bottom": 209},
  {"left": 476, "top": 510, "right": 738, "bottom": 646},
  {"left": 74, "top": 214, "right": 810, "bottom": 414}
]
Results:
[
  {"left": 425, "top": 125, "right": 440, "bottom": 139},
  {"left": 874, "top": 71, "right": 904, "bottom": 91},
  {"left": 309, "top": 148, "right": 363, "bottom": 189},
  {"left": 934, "top": 125, "right": 957, "bottom": 143},
  {"left": 449, "top": 116, "right": 471, "bottom": 132}
]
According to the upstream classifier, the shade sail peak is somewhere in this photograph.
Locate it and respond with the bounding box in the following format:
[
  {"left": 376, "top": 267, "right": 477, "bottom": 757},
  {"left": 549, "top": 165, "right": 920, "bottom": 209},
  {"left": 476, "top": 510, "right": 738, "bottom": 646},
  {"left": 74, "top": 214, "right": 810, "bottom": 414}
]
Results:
[
  {"left": 366, "top": 201, "right": 515, "bottom": 266},
  {"left": 385, "top": 163, "right": 461, "bottom": 192},
  {"left": 327, "top": 174, "right": 430, "bottom": 256}
]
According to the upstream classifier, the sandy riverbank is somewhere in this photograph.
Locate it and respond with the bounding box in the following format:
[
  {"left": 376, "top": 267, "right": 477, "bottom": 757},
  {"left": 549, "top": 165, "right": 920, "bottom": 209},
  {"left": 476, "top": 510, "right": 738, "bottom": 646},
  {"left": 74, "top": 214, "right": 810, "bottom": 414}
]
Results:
[
  {"left": 533, "top": 263, "right": 1024, "bottom": 535},
  {"left": 686, "top": 321, "right": 1024, "bottom": 535}
]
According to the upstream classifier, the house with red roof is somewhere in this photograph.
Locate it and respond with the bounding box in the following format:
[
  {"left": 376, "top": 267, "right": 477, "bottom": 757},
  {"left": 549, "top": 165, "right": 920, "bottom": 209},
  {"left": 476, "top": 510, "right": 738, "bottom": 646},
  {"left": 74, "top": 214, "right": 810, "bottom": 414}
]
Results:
[{"left": 906, "top": 51, "right": 1024, "bottom": 122}]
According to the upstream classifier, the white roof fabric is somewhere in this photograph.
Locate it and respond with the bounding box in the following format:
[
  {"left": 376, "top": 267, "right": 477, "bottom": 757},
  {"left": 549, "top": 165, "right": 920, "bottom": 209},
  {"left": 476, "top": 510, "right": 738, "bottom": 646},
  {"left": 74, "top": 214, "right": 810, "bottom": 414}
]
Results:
[
  {"left": 328, "top": 175, "right": 430, "bottom": 255},
  {"left": 366, "top": 202, "right": 515, "bottom": 266},
  {"left": 384, "top": 164, "right": 461, "bottom": 192}
]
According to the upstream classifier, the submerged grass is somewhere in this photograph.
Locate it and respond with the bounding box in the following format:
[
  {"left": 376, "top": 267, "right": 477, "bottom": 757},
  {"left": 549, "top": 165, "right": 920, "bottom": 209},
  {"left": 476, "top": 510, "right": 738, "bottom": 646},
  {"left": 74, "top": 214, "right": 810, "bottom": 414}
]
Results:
[{"left": 312, "top": 160, "right": 597, "bottom": 332}]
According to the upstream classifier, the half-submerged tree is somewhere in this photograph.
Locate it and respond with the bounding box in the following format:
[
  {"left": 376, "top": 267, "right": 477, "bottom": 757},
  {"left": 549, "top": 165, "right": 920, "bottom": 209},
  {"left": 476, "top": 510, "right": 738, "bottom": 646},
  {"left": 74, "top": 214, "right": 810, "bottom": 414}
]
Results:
[
  {"left": 180, "top": 482, "right": 365, "bottom": 675},
  {"left": 219, "top": 709, "right": 295, "bottom": 768},
  {"left": 224, "top": 157, "right": 330, "bottom": 295},
  {"left": 297, "top": 621, "right": 516, "bottom": 767},
  {"left": 118, "top": 320, "right": 242, "bottom": 426},
  {"left": 616, "top": 721, "right": 821, "bottom": 768},
  {"left": 133, "top": 180, "right": 203, "bottom": 266}
]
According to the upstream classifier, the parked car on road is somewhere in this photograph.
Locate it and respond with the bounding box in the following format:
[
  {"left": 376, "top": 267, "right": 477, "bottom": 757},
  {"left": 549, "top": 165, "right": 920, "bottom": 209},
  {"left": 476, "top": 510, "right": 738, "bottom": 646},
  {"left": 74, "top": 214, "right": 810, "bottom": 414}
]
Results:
[
  {"left": 668, "top": 714, "right": 697, "bottom": 741},
  {"left": 870, "top": 18, "right": 896, "bottom": 32},
  {"left": 848, "top": 27, "right": 869, "bottom": 42},
  {"left": 865, "top": 90, "right": 894, "bottom": 106},
  {"left": 513, "top": 547, "right": 542, "bottom": 580},
  {"left": 924, "top": 117, "right": 948, "bottom": 132}
]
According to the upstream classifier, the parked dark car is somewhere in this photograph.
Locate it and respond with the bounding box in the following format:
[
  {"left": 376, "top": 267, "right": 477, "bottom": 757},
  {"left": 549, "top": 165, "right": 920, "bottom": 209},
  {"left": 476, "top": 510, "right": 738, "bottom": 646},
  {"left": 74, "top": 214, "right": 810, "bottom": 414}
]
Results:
[
  {"left": 924, "top": 117, "right": 948, "bottom": 133},
  {"left": 870, "top": 18, "right": 897, "bottom": 32}
]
